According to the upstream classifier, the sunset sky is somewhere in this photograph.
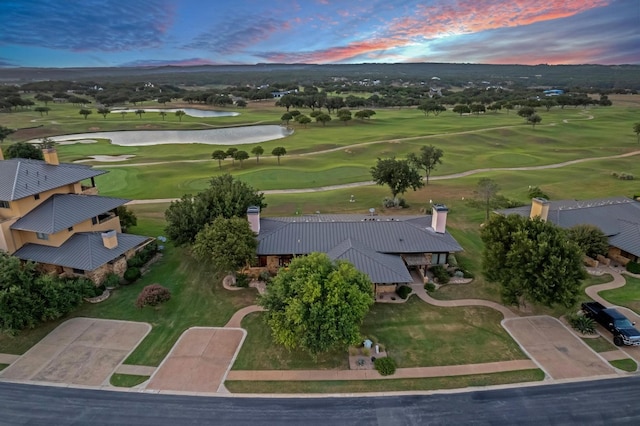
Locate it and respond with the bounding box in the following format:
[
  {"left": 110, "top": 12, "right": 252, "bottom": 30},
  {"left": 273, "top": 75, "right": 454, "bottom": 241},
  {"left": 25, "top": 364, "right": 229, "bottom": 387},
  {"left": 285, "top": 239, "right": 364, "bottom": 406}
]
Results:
[{"left": 1, "top": 0, "right": 637, "bottom": 68}]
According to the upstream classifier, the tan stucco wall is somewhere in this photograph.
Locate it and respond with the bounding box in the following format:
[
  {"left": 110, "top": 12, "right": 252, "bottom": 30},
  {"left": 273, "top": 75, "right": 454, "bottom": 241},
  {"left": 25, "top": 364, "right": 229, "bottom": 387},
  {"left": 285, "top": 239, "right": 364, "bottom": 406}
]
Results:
[
  {"left": 17, "top": 227, "right": 72, "bottom": 248},
  {"left": 10, "top": 185, "right": 76, "bottom": 218},
  {"left": 375, "top": 284, "right": 396, "bottom": 294},
  {"left": 0, "top": 218, "right": 19, "bottom": 253}
]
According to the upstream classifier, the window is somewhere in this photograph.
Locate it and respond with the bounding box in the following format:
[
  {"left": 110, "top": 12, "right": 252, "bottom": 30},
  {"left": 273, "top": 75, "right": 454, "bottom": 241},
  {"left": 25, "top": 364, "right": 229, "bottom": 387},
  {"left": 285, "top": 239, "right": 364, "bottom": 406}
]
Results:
[
  {"left": 92, "top": 216, "right": 98, "bottom": 225},
  {"left": 0, "top": 200, "right": 9, "bottom": 209},
  {"left": 72, "top": 268, "right": 84, "bottom": 274},
  {"left": 36, "top": 232, "right": 49, "bottom": 240},
  {"left": 432, "top": 253, "right": 448, "bottom": 265},
  {"left": 68, "top": 226, "right": 74, "bottom": 232},
  {"left": 34, "top": 194, "right": 40, "bottom": 200}
]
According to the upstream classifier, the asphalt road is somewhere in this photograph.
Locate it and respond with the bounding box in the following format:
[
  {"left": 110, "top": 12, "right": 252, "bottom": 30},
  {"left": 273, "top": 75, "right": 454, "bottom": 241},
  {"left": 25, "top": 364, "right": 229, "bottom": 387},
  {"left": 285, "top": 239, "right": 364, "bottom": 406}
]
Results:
[{"left": 2, "top": 377, "right": 640, "bottom": 425}]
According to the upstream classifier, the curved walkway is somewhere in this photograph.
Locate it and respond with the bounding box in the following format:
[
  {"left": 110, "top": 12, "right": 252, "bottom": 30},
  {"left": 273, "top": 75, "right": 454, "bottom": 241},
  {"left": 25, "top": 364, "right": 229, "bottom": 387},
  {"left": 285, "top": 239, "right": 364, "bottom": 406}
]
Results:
[{"left": 224, "top": 305, "right": 265, "bottom": 328}]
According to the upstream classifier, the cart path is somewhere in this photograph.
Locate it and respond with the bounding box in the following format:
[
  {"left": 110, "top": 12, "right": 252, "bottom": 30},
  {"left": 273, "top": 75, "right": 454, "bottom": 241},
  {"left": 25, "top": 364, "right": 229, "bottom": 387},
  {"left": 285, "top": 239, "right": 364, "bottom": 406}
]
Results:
[{"left": 126, "top": 148, "right": 640, "bottom": 204}]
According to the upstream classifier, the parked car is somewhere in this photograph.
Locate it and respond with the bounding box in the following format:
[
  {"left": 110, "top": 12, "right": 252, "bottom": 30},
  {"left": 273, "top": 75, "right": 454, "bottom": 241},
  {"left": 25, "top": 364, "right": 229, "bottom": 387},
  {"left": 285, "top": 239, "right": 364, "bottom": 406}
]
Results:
[{"left": 581, "top": 301, "right": 640, "bottom": 346}]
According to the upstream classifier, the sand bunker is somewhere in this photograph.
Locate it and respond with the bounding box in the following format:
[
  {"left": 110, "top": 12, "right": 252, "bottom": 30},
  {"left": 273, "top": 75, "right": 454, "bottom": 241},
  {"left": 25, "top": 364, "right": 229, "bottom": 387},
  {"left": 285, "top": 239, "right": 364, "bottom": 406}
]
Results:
[
  {"left": 75, "top": 155, "right": 136, "bottom": 163},
  {"left": 57, "top": 139, "right": 98, "bottom": 145}
]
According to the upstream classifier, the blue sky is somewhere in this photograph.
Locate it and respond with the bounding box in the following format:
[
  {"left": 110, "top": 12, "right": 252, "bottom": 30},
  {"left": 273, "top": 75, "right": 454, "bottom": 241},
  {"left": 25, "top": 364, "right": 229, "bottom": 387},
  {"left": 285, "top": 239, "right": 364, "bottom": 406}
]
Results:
[{"left": 0, "top": 0, "right": 637, "bottom": 68}]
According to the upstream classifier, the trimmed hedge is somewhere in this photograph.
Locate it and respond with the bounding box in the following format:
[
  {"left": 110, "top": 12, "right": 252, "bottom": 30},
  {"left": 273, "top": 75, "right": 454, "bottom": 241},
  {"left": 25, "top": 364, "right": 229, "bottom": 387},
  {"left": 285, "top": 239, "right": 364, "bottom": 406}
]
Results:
[
  {"left": 396, "top": 285, "right": 412, "bottom": 299},
  {"left": 124, "top": 267, "right": 141, "bottom": 283},
  {"left": 430, "top": 265, "right": 450, "bottom": 284},
  {"left": 374, "top": 357, "right": 397, "bottom": 376},
  {"left": 627, "top": 261, "right": 640, "bottom": 274},
  {"left": 135, "top": 284, "right": 171, "bottom": 308}
]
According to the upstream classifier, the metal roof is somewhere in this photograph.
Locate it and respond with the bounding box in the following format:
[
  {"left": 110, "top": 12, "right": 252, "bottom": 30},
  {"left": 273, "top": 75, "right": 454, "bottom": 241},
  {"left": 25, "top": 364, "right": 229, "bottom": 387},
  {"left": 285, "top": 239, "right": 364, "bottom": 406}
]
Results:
[
  {"left": 257, "top": 217, "right": 463, "bottom": 255},
  {"left": 327, "top": 238, "right": 414, "bottom": 284},
  {"left": 13, "top": 232, "right": 151, "bottom": 271},
  {"left": 498, "top": 197, "right": 640, "bottom": 257},
  {"left": 0, "top": 158, "right": 106, "bottom": 201},
  {"left": 11, "top": 194, "right": 129, "bottom": 233}
]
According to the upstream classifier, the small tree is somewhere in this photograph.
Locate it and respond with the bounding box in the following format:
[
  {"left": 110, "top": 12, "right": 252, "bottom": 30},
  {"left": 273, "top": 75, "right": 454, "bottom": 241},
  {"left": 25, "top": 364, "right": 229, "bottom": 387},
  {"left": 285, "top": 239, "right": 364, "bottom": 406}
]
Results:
[
  {"left": 251, "top": 145, "right": 264, "bottom": 163},
  {"left": 120, "top": 111, "right": 127, "bottom": 120},
  {"left": 97, "top": 107, "right": 110, "bottom": 119},
  {"left": 236, "top": 99, "right": 247, "bottom": 108},
  {"left": 370, "top": 157, "right": 424, "bottom": 202},
  {"left": 135, "top": 109, "right": 145, "bottom": 119},
  {"left": 135, "top": 284, "right": 171, "bottom": 308},
  {"left": 4, "top": 142, "right": 43, "bottom": 160},
  {"left": 272, "top": 146, "right": 287, "bottom": 165},
  {"left": 159, "top": 111, "right": 167, "bottom": 121},
  {"left": 281, "top": 112, "right": 293, "bottom": 125},
  {"left": 295, "top": 114, "right": 311, "bottom": 128},
  {"left": 226, "top": 147, "right": 238, "bottom": 165},
  {"left": 0, "top": 126, "right": 15, "bottom": 143},
  {"left": 452, "top": 104, "right": 471, "bottom": 116},
  {"left": 475, "top": 178, "right": 500, "bottom": 221},
  {"left": 34, "top": 106, "right": 50, "bottom": 117},
  {"left": 212, "top": 150, "right": 227, "bottom": 169},
  {"left": 407, "top": 145, "right": 443, "bottom": 185},
  {"left": 527, "top": 113, "right": 542, "bottom": 128},
  {"left": 115, "top": 206, "right": 137, "bottom": 232},
  {"left": 634, "top": 122, "right": 640, "bottom": 144},
  {"left": 175, "top": 110, "right": 186, "bottom": 122},
  {"left": 192, "top": 217, "right": 258, "bottom": 272},
  {"left": 79, "top": 108, "right": 92, "bottom": 119},
  {"left": 518, "top": 106, "right": 535, "bottom": 119},
  {"left": 234, "top": 150, "right": 249, "bottom": 168},
  {"left": 315, "top": 113, "right": 332, "bottom": 126},
  {"left": 337, "top": 108, "right": 352, "bottom": 125}
]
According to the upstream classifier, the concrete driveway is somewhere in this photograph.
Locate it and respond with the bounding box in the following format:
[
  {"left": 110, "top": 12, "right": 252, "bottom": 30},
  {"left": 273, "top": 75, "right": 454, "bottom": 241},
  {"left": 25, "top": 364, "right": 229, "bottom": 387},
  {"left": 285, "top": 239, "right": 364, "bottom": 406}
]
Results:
[
  {"left": 503, "top": 316, "right": 615, "bottom": 380},
  {"left": 146, "top": 327, "right": 245, "bottom": 393},
  {"left": 0, "top": 318, "right": 150, "bottom": 386}
]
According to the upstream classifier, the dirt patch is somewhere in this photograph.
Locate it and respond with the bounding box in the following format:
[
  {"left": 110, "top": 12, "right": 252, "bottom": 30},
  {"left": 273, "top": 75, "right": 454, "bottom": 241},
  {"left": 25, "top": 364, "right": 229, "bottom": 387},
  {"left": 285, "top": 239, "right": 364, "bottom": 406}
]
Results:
[{"left": 0, "top": 318, "right": 150, "bottom": 386}]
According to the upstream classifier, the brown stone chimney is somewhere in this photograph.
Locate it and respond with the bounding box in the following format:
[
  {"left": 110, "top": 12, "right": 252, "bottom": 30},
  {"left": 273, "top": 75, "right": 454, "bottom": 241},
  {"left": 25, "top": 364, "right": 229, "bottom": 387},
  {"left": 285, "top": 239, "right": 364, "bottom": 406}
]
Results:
[
  {"left": 530, "top": 198, "right": 549, "bottom": 221},
  {"left": 101, "top": 230, "right": 118, "bottom": 249},
  {"left": 43, "top": 148, "right": 59, "bottom": 166},
  {"left": 431, "top": 204, "right": 448, "bottom": 234},
  {"left": 247, "top": 206, "right": 260, "bottom": 234}
]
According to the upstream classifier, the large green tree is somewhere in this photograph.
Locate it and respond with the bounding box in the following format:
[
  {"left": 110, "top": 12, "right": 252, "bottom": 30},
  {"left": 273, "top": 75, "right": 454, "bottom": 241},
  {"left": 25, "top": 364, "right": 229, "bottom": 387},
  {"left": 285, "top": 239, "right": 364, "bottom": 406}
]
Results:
[
  {"left": 234, "top": 150, "right": 249, "bottom": 168},
  {"left": 164, "top": 174, "right": 266, "bottom": 246},
  {"left": 116, "top": 206, "right": 137, "bottom": 232},
  {"left": 272, "top": 146, "right": 287, "bottom": 165},
  {"left": 251, "top": 145, "right": 264, "bottom": 163},
  {"left": 407, "top": 145, "right": 444, "bottom": 185},
  {"left": 481, "top": 214, "right": 585, "bottom": 309},
  {"left": 4, "top": 142, "right": 44, "bottom": 160},
  {"left": 370, "top": 157, "right": 424, "bottom": 200},
  {"left": 259, "top": 252, "right": 374, "bottom": 355},
  {"left": 79, "top": 108, "right": 92, "bottom": 119},
  {"left": 211, "top": 150, "right": 227, "bottom": 169},
  {"left": 192, "top": 217, "right": 258, "bottom": 272}
]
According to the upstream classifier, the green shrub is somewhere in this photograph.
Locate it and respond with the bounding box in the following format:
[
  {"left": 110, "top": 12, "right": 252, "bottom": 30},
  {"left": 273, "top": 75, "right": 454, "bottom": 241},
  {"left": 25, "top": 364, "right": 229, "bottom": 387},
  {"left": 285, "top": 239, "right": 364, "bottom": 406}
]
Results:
[
  {"left": 424, "top": 282, "right": 436, "bottom": 293},
  {"left": 627, "top": 261, "right": 640, "bottom": 274},
  {"left": 528, "top": 186, "right": 549, "bottom": 200},
  {"left": 235, "top": 273, "right": 250, "bottom": 288},
  {"left": 135, "top": 284, "right": 171, "bottom": 308},
  {"left": 124, "top": 267, "right": 141, "bottom": 283},
  {"left": 374, "top": 357, "right": 397, "bottom": 376},
  {"left": 396, "top": 285, "right": 412, "bottom": 299},
  {"left": 462, "top": 269, "right": 475, "bottom": 279},
  {"left": 568, "top": 313, "right": 597, "bottom": 335},
  {"left": 430, "top": 265, "right": 450, "bottom": 284},
  {"left": 447, "top": 255, "right": 458, "bottom": 267},
  {"left": 127, "top": 255, "right": 145, "bottom": 268},
  {"left": 397, "top": 198, "right": 408, "bottom": 208},
  {"left": 102, "top": 273, "right": 121, "bottom": 288}
]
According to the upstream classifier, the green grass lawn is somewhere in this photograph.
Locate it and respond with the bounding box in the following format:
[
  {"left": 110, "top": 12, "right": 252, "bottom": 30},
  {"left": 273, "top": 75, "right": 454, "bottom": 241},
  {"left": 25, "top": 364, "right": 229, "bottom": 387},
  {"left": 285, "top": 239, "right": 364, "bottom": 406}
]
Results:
[
  {"left": 599, "top": 276, "right": 640, "bottom": 314},
  {"left": 110, "top": 374, "right": 150, "bottom": 387},
  {"left": 0, "top": 363, "right": 8, "bottom": 371},
  {"left": 610, "top": 359, "right": 637, "bottom": 372},
  {"left": 582, "top": 337, "right": 616, "bottom": 353},
  {"left": 224, "top": 369, "right": 544, "bottom": 394}
]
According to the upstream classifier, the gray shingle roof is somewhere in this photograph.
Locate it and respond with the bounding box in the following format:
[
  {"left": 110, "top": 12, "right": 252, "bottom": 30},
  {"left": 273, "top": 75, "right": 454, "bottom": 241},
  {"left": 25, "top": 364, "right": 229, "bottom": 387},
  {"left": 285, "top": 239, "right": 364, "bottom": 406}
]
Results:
[
  {"left": 0, "top": 158, "right": 106, "bottom": 201},
  {"left": 11, "top": 194, "right": 129, "bottom": 233},
  {"left": 13, "top": 232, "right": 151, "bottom": 271},
  {"left": 327, "top": 238, "right": 413, "bottom": 284},
  {"left": 257, "top": 216, "right": 462, "bottom": 255},
  {"left": 498, "top": 196, "right": 640, "bottom": 257}
]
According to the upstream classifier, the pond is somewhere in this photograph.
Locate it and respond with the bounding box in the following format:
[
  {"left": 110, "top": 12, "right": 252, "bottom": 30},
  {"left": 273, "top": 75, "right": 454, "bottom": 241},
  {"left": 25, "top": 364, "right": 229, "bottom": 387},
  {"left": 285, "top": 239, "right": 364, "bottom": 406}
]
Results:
[
  {"left": 110, "top": 108, "right": 239, "bottom": 118},
  {"left": 47, "top": 125, "right": 293, "bottom": 146}
]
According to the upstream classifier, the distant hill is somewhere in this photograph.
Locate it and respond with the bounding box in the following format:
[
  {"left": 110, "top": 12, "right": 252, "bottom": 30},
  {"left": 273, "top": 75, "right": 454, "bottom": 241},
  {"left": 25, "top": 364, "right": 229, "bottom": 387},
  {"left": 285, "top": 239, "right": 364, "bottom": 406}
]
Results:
[{"left": 0, "top": 63, "right": 638, "bottom": 90}]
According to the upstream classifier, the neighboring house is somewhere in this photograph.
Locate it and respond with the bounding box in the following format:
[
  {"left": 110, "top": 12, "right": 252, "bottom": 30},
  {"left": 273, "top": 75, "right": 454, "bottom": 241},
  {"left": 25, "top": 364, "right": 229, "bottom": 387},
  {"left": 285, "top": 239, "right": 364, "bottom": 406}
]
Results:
[
  {"left": 498, "top": 197, "right": 640, "bottom": 265},
  {"left": 0, "top": 147, "right": 153, "bottom": 284},
  {"left": 247, "top": 205, "right": 463, "bottom": 294}
]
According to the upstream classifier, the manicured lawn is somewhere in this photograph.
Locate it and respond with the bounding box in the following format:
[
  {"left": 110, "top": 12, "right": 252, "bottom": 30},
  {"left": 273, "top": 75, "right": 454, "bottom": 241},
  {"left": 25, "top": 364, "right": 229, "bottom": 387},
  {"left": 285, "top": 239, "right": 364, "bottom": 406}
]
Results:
[
  {"left": 233, "top": 312, "right": 347, "bottom": 370},
  {"left": 610, "top": 359, "right": 637, "bottom": 372},
  {"left": 361, "top": 298, "right": 526, "bottom": 367},
  {"left": 599, "top": 276, "right": 640, "bottom": 314},
  {"left": 582, "top": 337, "right": 616, "bottom": 353},
  {"left": 224, "top": 369, "right": 545, "bottom": 394},
  {"left": 0, "top": 364, "right": 8, "bottom": 371},
  {"left": 110, "top": 374, "right": 150, "bottom": 387}
]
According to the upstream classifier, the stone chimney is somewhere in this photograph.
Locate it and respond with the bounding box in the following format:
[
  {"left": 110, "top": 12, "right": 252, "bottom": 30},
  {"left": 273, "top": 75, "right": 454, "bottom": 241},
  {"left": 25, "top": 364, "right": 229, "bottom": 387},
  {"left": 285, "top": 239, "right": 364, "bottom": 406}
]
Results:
[
  {"left": 101, "top": 230, "right": 118, "bottom": 249},
  {"left": 431, "top": 204, "right": 448, "bottom": 234},
  {"left": 530, "top": 197, "right": 549, "bottom": 221},
  {"left": 43, "top": 148, "right": 59, "bottom": 166},
  {"left": 247, "top": 206, "right": 260, "bottom": 234}
]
